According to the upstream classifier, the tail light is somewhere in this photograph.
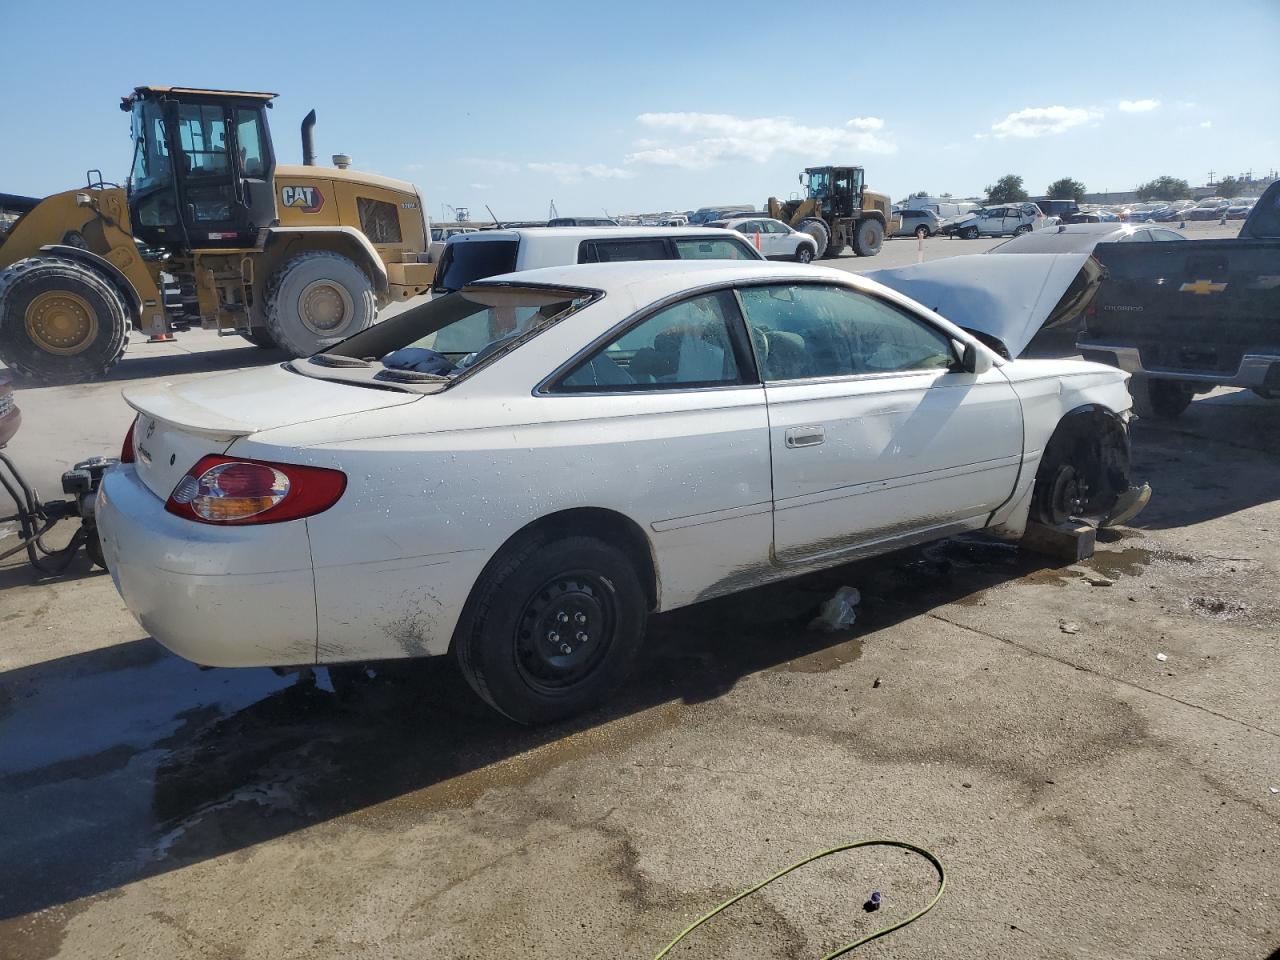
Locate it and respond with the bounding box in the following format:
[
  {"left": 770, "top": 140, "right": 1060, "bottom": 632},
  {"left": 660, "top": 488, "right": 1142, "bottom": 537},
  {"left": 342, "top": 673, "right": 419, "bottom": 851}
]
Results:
[
  {"left": 121, "top": 417, "right": 137, "bottom": 463},
  {"left": 165, "top": 455, "right": 346, "bottom": 525}
]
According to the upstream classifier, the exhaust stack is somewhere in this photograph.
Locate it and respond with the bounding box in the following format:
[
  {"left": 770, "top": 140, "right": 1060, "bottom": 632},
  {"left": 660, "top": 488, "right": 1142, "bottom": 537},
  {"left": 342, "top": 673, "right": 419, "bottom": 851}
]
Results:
[{"left": 301, "top": 110, "right": 317, "bottom": 166}]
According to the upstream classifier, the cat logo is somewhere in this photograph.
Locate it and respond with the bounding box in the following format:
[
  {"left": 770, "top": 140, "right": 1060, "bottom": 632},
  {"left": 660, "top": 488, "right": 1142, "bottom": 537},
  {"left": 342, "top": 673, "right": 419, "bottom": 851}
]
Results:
[{"left": 280, "top": 185, "right": 325, "bottom": 214}]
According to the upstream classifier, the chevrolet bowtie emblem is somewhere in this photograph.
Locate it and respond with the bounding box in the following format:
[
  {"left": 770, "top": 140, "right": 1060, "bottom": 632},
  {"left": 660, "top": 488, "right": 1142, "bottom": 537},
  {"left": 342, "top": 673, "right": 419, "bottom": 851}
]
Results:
[{"left": 1179, "top": 279, "right": 1227, "bottom": 295}]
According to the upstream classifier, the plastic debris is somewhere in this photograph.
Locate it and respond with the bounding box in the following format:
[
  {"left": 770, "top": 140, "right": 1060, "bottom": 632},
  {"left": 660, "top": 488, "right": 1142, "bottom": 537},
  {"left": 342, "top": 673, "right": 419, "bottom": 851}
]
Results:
[
  {"left": 810, "top": 586, "right": 861, "bottom": 631},
  {"left": 863, "top": 891, "right": 882, "bottom": 912},
  {"left": 1269, "top": 786, "right": 1278, "bottom": 795},
  {"left": 1083, "top": 573, "right": 1115, "bottom": 587},
  {"left": 1059, "top": 620, "right": 1081, "bottom": 634},
  {"left": 1156, "top": 652, "right": 1168, "bottom": 662}
]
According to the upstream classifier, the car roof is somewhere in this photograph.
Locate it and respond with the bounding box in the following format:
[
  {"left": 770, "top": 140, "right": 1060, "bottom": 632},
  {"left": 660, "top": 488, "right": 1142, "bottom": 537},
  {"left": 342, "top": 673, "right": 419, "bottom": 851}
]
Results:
[
  {"left": 471, "top": 259, "right": 857, "bottom": 300},
  {"left": 448, "top": 226, "right": 742, "bottom": 242}
]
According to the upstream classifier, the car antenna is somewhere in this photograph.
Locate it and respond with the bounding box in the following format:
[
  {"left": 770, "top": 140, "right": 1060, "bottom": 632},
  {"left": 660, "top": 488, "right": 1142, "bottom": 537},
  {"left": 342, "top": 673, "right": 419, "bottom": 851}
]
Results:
[{"left": 486, "top": 204, "right": 503, "bottom": 228}]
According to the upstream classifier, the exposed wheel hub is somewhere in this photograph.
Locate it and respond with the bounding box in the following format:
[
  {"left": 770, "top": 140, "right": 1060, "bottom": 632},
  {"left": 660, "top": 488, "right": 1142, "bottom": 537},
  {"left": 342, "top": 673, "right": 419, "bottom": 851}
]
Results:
[
  {"left": 1049, "top": 465, "right": 1090, "bottom": 524},
  {"left": 298, "top": 280, "right": 352, "bottom": 334},
  {"left": 25, "top": 290, "right": 96, "bottom": 355},
  {"left": 515, "top": 574, "right": 614, "bottom": 690}
]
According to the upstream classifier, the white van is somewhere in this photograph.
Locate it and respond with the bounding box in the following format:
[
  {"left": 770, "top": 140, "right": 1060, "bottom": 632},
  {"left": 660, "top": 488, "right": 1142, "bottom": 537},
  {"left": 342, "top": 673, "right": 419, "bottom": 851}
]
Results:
[{"left": 431, "top": 227, "right": 763, "bottom": 293}]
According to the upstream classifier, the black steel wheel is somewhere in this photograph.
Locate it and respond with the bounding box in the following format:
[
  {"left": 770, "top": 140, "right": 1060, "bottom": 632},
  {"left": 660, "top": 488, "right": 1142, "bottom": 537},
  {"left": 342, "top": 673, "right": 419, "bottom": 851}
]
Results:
[{"left": 454, "top": 534, "right": 647, "bottom": 724}]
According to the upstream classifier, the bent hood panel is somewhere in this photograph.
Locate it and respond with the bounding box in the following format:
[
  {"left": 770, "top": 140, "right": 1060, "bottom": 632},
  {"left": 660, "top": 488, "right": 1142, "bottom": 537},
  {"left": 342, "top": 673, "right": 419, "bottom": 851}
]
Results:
[{"left": 864, "top": 253, "right": 1099, "bottom": 357}]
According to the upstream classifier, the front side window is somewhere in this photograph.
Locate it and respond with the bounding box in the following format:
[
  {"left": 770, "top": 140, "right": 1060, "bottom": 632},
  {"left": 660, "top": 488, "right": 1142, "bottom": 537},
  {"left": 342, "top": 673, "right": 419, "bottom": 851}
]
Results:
[
  {"left": 736, "top": 284, "right": 956, "bottom": 382},
  {"left": 555, "top": 291, "right": 747, "bottom": 392},
  {"left": 176, "top": 104, "right": 230, "bottom": 176},
  {"left": 674, "top": 237, "right": 754, "bottom": 260}
]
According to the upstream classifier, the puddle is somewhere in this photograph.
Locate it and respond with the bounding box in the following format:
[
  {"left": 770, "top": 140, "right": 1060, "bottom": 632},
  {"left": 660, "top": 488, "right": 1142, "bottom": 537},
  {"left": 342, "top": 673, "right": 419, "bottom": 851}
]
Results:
[{"left": 1087, "top": 545, "right": 1197, "bottom": 580}]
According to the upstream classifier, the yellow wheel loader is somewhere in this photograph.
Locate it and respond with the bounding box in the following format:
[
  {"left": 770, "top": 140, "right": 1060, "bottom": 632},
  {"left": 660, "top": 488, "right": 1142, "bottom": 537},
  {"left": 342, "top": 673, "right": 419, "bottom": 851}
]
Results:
[
  {"left": 0, "top": 86, "right": 434, "bottom": 382},
  {"left": 767, "top": 165, "right": 898, "bottom": 259}
]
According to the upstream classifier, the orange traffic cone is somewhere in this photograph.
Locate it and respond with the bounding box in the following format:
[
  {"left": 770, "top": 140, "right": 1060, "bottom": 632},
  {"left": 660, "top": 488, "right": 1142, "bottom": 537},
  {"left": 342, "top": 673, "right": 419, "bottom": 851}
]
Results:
[
  {"left": 147, "top": 332, "right": 176, "bottom": 343},
  {"left": 754, "top": 231, "right": 761, "bottom": 251}
]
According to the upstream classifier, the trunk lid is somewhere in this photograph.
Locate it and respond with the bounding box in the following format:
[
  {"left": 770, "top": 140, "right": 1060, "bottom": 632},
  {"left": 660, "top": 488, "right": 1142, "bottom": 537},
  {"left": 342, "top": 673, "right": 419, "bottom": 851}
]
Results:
[{"left": 123, "top": 363, "right": 420, "bottom": 499}]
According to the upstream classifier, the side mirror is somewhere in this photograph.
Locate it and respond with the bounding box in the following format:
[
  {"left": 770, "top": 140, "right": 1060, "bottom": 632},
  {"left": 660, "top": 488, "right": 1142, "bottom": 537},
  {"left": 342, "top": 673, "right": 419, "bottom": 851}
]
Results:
[{"left": 961, "top": 341, "right": 993, "bottom": 374}]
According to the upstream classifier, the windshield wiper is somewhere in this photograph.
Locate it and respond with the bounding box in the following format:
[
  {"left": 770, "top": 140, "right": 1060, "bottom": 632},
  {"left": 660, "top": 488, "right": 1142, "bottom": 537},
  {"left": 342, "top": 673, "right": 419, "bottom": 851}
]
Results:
[{"left": 309, "top": 354, "right": 373, "bottom": 369}]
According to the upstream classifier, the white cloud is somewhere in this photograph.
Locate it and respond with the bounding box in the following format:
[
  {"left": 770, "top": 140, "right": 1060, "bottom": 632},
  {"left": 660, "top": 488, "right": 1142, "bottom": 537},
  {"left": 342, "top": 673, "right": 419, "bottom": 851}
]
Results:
[
  {"left": 469, "top": 183, "right": 492, "bottom": 190},
  {"left": 626, "top": 112, "right": 895, "bottom": 169},
  {"left": 1200, "top": 120, "right": 1213, "bottom": 129},
  {"left": 987, "top": 105, "right": 1102, "bottom": 139},
  {"left": 526, "top": 161, "right": 634, "bottom": 183},
  {"left": 404, "top": 162, "right": 426, "bottom": 172},
  {"left": 1118, "top": 98, "right": 1161, "bottom": 113}
]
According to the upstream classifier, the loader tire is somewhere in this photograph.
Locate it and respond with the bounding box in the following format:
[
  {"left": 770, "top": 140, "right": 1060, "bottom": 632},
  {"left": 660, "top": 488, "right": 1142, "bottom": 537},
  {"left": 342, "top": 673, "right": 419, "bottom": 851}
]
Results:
[
  {"left": 265, "top": 251, "right": 376, "bottom": 358},
  {"left": 797, "top": 218, "right": 830, "bottom": 258},
  {"left": 0, "top": 256, "right": 131, "bottom": 383},
  {"left": 240, "top": 327, "right": 278, "bottom": 349},
  {"left": 852, "top": 219, "right": 885, "bottom": 257}
]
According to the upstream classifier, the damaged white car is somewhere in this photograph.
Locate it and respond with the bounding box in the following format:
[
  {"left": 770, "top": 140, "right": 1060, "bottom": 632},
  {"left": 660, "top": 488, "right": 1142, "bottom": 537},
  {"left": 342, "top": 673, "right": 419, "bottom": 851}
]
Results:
[{"left": 97, "top": 261, "right": 1147, "bottom": 723}]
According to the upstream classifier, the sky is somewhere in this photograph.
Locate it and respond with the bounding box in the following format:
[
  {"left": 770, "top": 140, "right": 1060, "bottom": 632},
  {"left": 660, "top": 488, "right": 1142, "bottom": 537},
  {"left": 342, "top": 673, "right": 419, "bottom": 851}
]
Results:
[{"left": 3, "top": 0, "right": 1277, "bottom": 220}]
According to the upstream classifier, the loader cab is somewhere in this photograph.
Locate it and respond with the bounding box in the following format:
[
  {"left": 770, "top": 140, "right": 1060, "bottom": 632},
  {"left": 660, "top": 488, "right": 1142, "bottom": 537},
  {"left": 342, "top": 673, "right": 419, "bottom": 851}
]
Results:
[
  {"left": 124, "top": 86, "right": 279, "bottom": 250},
  {"left": 801, "top": 166, "right": 865, "bottom": 218}
]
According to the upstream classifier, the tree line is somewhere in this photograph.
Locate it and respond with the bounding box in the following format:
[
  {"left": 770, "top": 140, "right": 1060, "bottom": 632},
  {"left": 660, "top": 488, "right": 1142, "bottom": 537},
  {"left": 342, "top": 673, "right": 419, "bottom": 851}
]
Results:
[{"left": 977, "top": 173, "right": 1196, "bottom": 204}]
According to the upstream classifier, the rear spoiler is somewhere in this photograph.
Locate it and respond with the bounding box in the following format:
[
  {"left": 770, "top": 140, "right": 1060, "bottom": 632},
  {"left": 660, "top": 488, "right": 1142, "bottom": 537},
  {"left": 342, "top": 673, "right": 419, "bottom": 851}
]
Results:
[{"left": 122, "top": 384, "right": 258, "bottom": 441}]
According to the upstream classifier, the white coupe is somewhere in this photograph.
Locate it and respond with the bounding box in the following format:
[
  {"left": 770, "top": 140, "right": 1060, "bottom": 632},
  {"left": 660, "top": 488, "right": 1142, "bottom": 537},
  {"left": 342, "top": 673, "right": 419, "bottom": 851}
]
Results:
[{"left": 98, "top": 261, "right": 1146, "bottom": 723}]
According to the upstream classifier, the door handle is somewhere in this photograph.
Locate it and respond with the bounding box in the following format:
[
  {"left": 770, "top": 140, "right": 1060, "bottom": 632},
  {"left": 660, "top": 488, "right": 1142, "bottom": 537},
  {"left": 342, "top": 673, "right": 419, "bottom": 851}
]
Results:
[{"left": 785, "top": 426, "right": 825, "bottom": 448}]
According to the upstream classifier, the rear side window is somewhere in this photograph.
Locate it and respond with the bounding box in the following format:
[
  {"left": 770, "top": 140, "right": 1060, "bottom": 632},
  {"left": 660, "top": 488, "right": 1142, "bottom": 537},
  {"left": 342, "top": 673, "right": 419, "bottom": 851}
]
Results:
[
  {"left": 579, "top": 238, "right": 671, "bottom": 262},
  {"left": 674, "top": 237, "right": 756, "bottom": 260},
  {"left": 553, "top": 291, "right": 749, "bottom": 392},
  {"left": 432, "top": 239, "right": 519, "bottom": 293}
]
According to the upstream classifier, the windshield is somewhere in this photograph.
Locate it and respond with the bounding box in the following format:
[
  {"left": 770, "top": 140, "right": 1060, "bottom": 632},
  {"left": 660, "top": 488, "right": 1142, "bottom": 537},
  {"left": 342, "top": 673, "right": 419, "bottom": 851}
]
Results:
[
  {"left": 807, "top": 169, "right": 831, "bottom": 199},
  {"left": 129, "top": 100, "right": 173, "bottom": 192},
  {"left": 324, "top": 285, "right": 597, "bottom": 382}
]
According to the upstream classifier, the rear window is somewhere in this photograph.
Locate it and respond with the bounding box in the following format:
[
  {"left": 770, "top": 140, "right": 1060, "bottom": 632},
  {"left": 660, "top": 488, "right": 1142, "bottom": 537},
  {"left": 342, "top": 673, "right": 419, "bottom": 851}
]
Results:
[
  {"left": 432, "top": 239, "right": 519, "bottom": 293},
  {"left": 674, "top": 237, "right": 756, "bottom": 260}
]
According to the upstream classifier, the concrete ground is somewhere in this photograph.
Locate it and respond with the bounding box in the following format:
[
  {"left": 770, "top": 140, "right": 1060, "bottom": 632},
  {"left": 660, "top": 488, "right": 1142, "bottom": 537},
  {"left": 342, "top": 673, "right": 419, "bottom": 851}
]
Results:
[{"left": 2, "top": 219, "right": 1276, "bottom": 959}]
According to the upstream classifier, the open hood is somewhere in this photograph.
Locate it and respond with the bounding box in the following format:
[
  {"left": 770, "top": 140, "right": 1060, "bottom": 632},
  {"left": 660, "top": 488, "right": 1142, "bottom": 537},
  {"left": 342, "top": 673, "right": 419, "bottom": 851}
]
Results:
[{"left": 864, "top": 253, "right": 1103, "bottom": 357}]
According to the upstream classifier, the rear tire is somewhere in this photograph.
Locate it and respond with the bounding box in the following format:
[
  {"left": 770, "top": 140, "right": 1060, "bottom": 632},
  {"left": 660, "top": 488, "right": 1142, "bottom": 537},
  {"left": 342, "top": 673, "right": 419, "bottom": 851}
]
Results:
[
  {"left": 852, "top": 219, "right": 884, "bottom": 257},
  {"left": 240, "top": 327, "right": 278, "bottom": 349},
  {"left": 1014, "top": 224, "right": 1032, "bottom": 236},
  {"left": 265, "top": 251, "right": 376, "bottom": 358},
  {"left": 0, "top": 256, "right": 131, "bottom": 383},
  {"left": 915, "top": 225, "right": 929, "bottom": 240},
  {"left": 454, "top": 534, "right": 647, "bottom": 724},
  {"left": 1129, "top": 375, "right": 1192, "bottom": 419}
]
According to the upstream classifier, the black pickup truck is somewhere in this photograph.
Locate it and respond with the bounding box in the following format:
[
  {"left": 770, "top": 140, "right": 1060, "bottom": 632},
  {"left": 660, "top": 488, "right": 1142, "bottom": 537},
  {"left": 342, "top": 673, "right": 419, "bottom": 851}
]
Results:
[{"left": 1077, "top": 179, "right": 1280, "bottom": 418}]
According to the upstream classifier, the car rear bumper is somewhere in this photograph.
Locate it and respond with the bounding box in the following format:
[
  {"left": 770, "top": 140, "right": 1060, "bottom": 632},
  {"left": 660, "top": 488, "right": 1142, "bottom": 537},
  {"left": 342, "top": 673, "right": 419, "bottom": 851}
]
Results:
[
  {"left": 96, "top": 465, "right": 319, "bottom": 667},
  {"left": 1078, "top": 343, "right": 1280, "bottom": 390}
]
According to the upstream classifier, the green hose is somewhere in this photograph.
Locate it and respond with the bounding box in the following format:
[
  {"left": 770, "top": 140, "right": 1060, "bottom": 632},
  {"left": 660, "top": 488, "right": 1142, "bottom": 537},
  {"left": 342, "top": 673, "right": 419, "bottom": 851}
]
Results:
[{"left": 651, "top": 839, "right": 946, "bottom": 960}]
